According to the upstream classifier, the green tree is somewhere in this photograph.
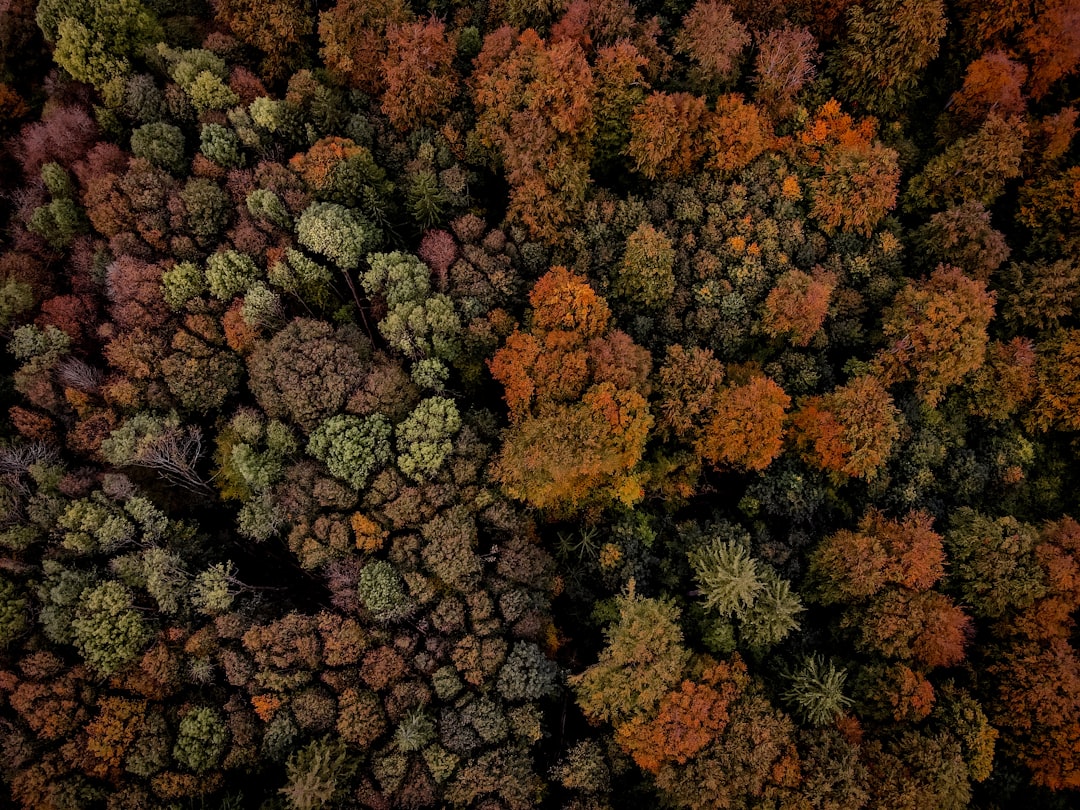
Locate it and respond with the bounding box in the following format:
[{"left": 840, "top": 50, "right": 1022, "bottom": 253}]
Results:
[
  {"left": 307, "top": 414, "right": 393, "bottom": 491},
  {"left": 395, "top": 396, "right": 461, "bottom": 482},
  {"left": 71, "top": 580, "right": 151, "bottom": 676},
  {"left": 297, "top": 202, "right": 380, "bottom": 270},
  {"left": 173, "top": 707, "right": 228, "bottom": 774},
  {"left": 571, "top": 592, "right": 690, "bottom": 726},
  {"left": 129, "top": 122, "right": 185, "bottom": 173},
  {"left": 783, "top": 656, "right": 853, "bottom": 726}
]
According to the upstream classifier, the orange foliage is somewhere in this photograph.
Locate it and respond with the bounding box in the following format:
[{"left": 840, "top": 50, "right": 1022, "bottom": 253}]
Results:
[
  {"left": 990, "top": 638, "right": 1080, "bottom": 789},
  {"left": 876, "top": 265, "right": 996, "bottom": 407},
  {"left": 966, "top": 338, "right": 1037, "bottom": 421},
  {"left": 674, "top": 0, "right": 750, "bottom": 84},
  {"left": 251, "top": 693, "right": 283, "bottom": 721},
  {"left": 289, "top": 137, "right": 365, "bottom": 192},
  {"left": 762, "top": 267, "right": 835, "bottom": 347},
  {"left": 351, "top": 513, "right": 387, "bottom": 553},
  {"left": 318, "top": 0, "right": 412, "bottom": 93},
  {"left": 215, "top": 0, "right": 312, "bottom": 80},
  {"left": 951, "top": 50, "right": 1027, "bottom": 128},
  {"left": 884, "top": 664, "right": 936, "bottom": 723},
  {"left": 85, "top": 697, "right": 147, "bottom": 779},
  {"left": 490, "top": 268, "right": 653, "bottom": 514},
  {"left": 627, "top": 92, "right": 708, "bottom": 180},
  {"left": 696, "top": 375, "right": 790, "bottom": 471},
  {"left": 811, "top": 509, "right": 945, "bottom": 603},
  {"left": 655, "top": 344, "right": 725, "bottom": 442},
  {"left": 703, "top": 94, "right": 773, "bottom": 173},
  {"left": 472, "top": 28, "right": 595, "bottom": 240},
  {"left": 1032, "top": 328, "right": 1080, "bottom": 432},
  {"left": 616, "top": 679, "right": 734, "bottom": 772},
  {"left": 381, "top": 18, "right": 458, "bottom": 131},
  {"left": 797, "top": 99, "right": 900, "bottom": 235},
  {"left": 1020, "top": 0, "right": 1080, "bottom": 99},
  {"left": 854, "top": 588, "right": 972, "bottom": 669},
  {"left": 792, "top": 374, "right": 900, "bottom": 480}
]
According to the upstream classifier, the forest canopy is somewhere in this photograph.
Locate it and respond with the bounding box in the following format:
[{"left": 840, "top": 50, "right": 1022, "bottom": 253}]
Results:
[{"left": 0, "top": 0, "right": 1079, "bottom": 808}]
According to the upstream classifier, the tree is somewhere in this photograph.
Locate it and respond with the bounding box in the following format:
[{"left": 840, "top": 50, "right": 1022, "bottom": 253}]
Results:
[
  {"left": 71, "top": 580, "right": 151, "bottom": 676},
  {"left": 674, "top": 1, "right": 749, "bottom": 87},
  {"left": 905, "top": 114, "right": 1026, "bottom": 210},
  {"left": 696, "top": 374, "right": 790, "bottom": 472},
  {"left": 318, "top": 0, "right": 412, "bottom": 93},
  {"left": 471, "top": 28, "right": 595, "bottom": 240},
  {"left": 627, "top": 92, "right": 708, "bottom": 180},
  {"left": 571, "top": 592, "right": 690, "bottom": 726},
  {"left": 797, "top": 99, "right": 901, "bottom": 235},
  {"left": 915, "top": 202, "right": 1010, "bottom": 280},
  {"left": 380, "top": 18, "right": 457, "bottom": 131},
  {"left": 874, "top": 265, "right": 995, "bottom": 407},
  {"left": 591, "top": 41, "right": 649, "bottom": 173},
  {"left": 831, "top": 0, "right": 947, "bottom": 115},
  {"left": 753, "top": 26, "right": 818, "bottom": 118},
  {"left": 361, "top": 251, "right": 462, "bottom": 363},
  {"left": 281, "top": 737, "right": 357, "bottom": 810},
  {"left": 612, "top": 223, "right": 675, "bottom": 309},
  {"left": 809, "top": 509, "right": 945, "bottom": 604},
  {"left": 702, "top": 94, "right": 773, "bottom": 174},
  {"left": 791, "top": 374, "right": 901, "bottom": 480},
  {"left": 296, "top": 202, "right": 380, "bottom": 271},
  {"left": 690, "top": 534, "right": 764, "bottom": 619},
  {"left": 783, "top": 656, "right": 853, "bottom": 726},
  {"left": 950, "top": 51, "right": 1027, "bottom": 130},
  {"left": 37, "top": 0, "right": 162, "bottom": 93},
  {"left": 654, "top": 344, "right": 725, "bottom": 443},
  {"left": 129, "top": 122, "right": 185, "bottom": 173},
  {"left": 489, "top": 267, "right": 653, "bottom": 515},
  {"left": 762, "top": 268, "right": 836, "bottom": 347},
  {"left": 395, "top": 396, "right": 461, "bottom": 483},
  {"left": 946, "top": 509, "right": 1046, "bottom": 619},
  {"left": 848, "top": 588, "right": 972, "bottom": 669},
  {"left": 307, "top": 414, "right": 393, "bottom": 491},
  {"left": 247, "top": 319, "right": 371, "bottom": 433},
  {"left": 213, "top": 0, "right": 311, "bottom": 80},
  {"left": 989, "top": 637, "right": 1080, "bottom": 789},
  {"left": 173, "top": 706, "right": 228, "bottom": 774}
]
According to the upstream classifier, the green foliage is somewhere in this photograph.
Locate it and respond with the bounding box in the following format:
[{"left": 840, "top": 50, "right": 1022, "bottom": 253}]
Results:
[
  {"left": 130, "top": 122, "right": 185, "bottom": 172},
  {"left": 297, "top": 202, "right": 379, "bottom": 270},
  {"left": 497, "top": 642, "right": 559, "bottom": 702},
  {"left": 280, "top": 737, "right": 357, "bottom": 810},
  {"left": 945, "top": 508, "right": 1046, "bottom": 619},
  {"left": 613, "top": 223, "right": 676, "bottom": 309},
  {"left": 571, "top": 592, "right": 691, "bottom": 726},
  {"left": 307, "top": 414, "right": 392, "bottom": 490},
  {"left": 362, "top": 251, "right": 462, "bottom": 361},
  {"left": 395, "top": 396, "right": 461, "bottom": 482},
  {"left": 200, "top": 123, "right": 243, "bottom": 167},
  {"left": 162, "top": 261, "right": 207, "bottom": 309},
  {"left": 28, "top": 198, "right": 86, "bottom": 250},
  {"left": 783, "top": 656, "right": 853, "bottom": 725},
  {"left": 173, "top": 706, "right": 229, "bottom": 773},
  {"left": 39, "top": 0, "right": 162, "bottom": 92},
  {"left": 357, "top": 560, "right": 411, "bottom": 619},
  {"left": 205, "top": 250, "right": 260, "bottom": 301},
  {"left": 192, "top": 562, "right": 237, "bottom": 615},
  {"left": 689, "top": 533, "right": 764, "bottom": 618},
  {"left": 739, "top": 568, "right": 804, "bottom": 648},
  {"left": 0, "top": 578, "right": 29, "bottom": 647},
  {"left": 247, "top": 189, "right": 293, "bottom": 230},
  {"left": 395, "top": 708, "right": 436, "bottom": 752},
  {"left": 71, "top": 580, "right": 151, "bottom": 675}
]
